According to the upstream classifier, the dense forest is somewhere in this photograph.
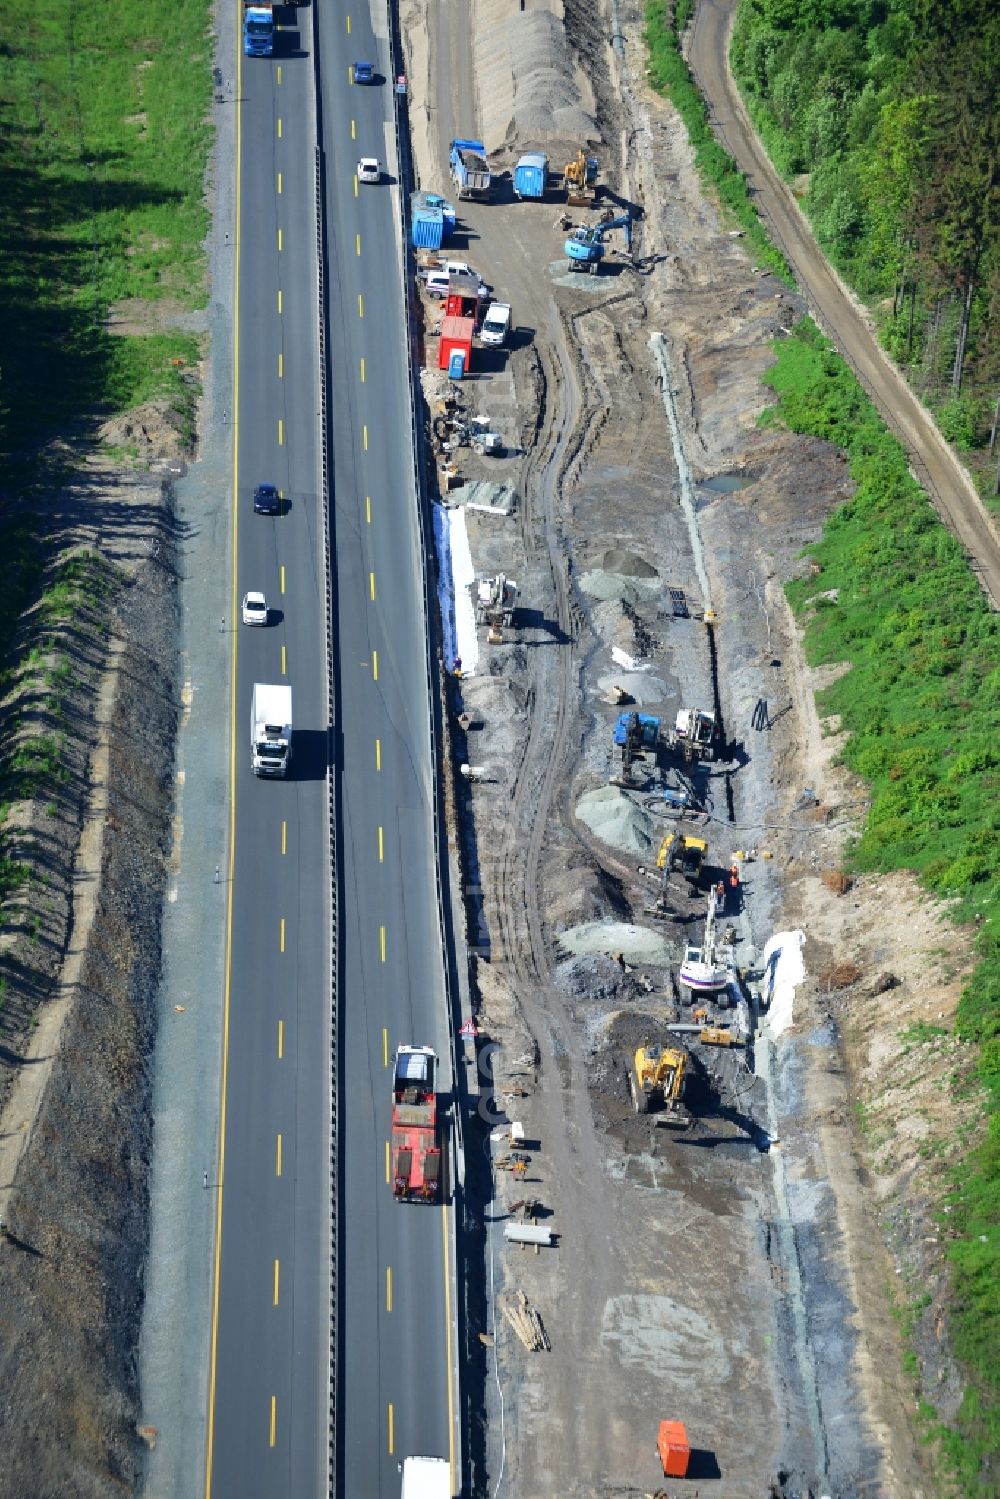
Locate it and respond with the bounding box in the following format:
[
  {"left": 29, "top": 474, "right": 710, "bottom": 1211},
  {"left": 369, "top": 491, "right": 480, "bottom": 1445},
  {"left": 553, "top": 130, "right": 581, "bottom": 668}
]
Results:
[{"left": 730, "top": 0, "right": 1000, "bottom": 477}]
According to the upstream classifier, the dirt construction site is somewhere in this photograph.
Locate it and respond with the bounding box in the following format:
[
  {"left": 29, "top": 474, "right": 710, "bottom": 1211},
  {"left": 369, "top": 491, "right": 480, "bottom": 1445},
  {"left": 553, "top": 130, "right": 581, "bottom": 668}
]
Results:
[{"left": 396, "top": 0, "right": 985, "bottom": 1495}]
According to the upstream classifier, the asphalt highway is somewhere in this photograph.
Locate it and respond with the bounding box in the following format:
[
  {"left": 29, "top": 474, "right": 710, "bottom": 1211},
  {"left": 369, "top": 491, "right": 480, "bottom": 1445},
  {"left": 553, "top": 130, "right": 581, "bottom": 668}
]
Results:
[{"left": 205, "top": 3, "right": 454, "bottom": 1496}]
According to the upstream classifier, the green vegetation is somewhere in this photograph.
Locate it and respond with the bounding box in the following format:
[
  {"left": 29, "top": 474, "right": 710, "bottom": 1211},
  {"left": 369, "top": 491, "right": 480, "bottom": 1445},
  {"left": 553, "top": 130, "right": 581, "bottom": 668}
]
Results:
[
  {"left": 730, "top": 0, "right": 999, "bottom": 469},
  {"left": 772, "top": 318, "right": 1000, "bottom": 1492},
  {"left": 900, "top": 1020, "right": 950, "bottom": 1048},
  {"left": 643, "top": 0, "right": 790, "bottom": 280},
  {"left": 0, "top": 0, "right": 211, "bottom": 464}
]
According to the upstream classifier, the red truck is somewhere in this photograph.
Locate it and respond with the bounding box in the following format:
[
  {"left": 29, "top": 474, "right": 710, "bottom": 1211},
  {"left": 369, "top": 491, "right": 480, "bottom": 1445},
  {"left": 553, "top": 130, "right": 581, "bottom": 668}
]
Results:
[{"left": 392, "top": 1046, "right": 441, "bottom": 1203}]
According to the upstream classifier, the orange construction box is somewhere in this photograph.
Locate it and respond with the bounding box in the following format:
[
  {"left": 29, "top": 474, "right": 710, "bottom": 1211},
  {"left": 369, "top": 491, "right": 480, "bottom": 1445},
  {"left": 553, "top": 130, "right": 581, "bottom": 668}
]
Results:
[{"left": 657, "top": 1419, "right": 691, "bottom": 1478}]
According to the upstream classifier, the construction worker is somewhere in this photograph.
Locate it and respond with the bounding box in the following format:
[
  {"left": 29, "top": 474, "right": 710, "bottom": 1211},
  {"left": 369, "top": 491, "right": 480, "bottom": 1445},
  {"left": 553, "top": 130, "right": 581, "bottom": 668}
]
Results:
[
  {"left": 715, "top": 880, "right": 726, "bottom": 906},
  {"left": 729, "top": 864, "right": 740, "bottom": 890}
]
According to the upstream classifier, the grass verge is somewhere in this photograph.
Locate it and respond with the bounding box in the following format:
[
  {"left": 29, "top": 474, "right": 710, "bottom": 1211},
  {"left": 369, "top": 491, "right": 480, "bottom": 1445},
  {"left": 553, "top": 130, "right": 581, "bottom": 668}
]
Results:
[
  {"left": 643, "top": 0, "right": 789, "bottom": 281},
  {"left": 773, "top": 319, "right": 1000, "bottom": 1494}
]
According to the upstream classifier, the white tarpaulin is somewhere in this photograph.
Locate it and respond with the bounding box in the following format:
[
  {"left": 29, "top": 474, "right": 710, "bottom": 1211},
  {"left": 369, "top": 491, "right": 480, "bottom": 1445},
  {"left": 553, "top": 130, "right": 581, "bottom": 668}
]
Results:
[
  {"left": 761, "top": 930, "right": 806, "bottom": 1038},
  {"left": 431, "top": 503, "right": 479, "bottom": 677}
]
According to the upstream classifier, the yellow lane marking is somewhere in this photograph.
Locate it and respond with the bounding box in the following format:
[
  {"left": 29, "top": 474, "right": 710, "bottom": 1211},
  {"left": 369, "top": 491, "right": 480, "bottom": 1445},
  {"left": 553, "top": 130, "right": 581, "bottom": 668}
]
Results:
[
  {"left": 277, "top": 289, "right": 282, "bottom": 315},
  {"left": 353, "top": 174, "right": 358, "bottom": 198},
  {"left": 387, "top": 1403, "right": 394, "bottom": 1455},
  {"left": 443, "top": 1205, "right": 456, "bottom": 1485},
  {"left": 383, "top": 1026, "right": 388, "bottom": 1067},
  {"left": 281, "top": 644, "right": 287, "bottom": 675},
  {"left": 346, "top": 14, "right": 352, "bottom": 33},
  {"left": 379, "top": 924, "right": 386, "bottom": 962},
  {"left": 378, "top": 825, "right": 384, "bottom": 862},
  {"left": 277, "top": 418, "right": 284, "bottom": 446},
  {"left": 278, "top": 352, "right": 283, "bottom": 378},
  {"left": 204, "top": 15, "right": 243, "bottom": 1493},
  {"left": 385, "top": 1141, "right": 390, "bottom": 1182},
  {"left": 372, "top": 649, "right": 378, "bottom": 680},
  {"left": 356, "top": 232, "right": 362, "bottom": 256},
  {"left": 347, "top": 64, "right": 352, "bottom": 84},
  {"left": 360, "top": 356, "right": 366, "bottom": 382},
  {"left": 369, "top": 570, "right": 376, "bottom": 601},
  {"left": 269, "top": 1396, "right": 277, "bottom": 1448},
  {"left": 365, "top": 494, "right": 371, "bottom": 523},
  {"left": 273, "top": 1259, "right": 280, "bottom": 1306},
  {"left": 281, "top": 819, "right": 287, "bottom": 855},
  {"left": 386, "top": 1265, "right": 393, "bottom": 1311},
  {"left": 277, "top": 1019, "right": 284, "bottom": 1059},
  {"left": 351, "top": 118, "right": 356, "bottom": 141},
  {"left": 375, "top": 737, "right": 381, "bottom": 771},
  {"left": 280, "top": 565, "right": 286, "bottom": 594},
  {"left": 363, "top": 425, "right": 369, "bottom": 451},
  {"left": 279, "top": 917, "right": 286, "bottom": 953},
  {"left": 277, "top": 228, "right": 282, "bottom": 253},
  {"left": 277, "top": 64, "right": 282, "bottom": 84},
  {"left": 358, "top": 293, "right": 364, "bottom": 318},
  {"left": 277, "top": 171, "right": 282, "bottom": 195},
  {"left": 276, "top": 1134, "right": 283, "bottom": 1176},
  {"left": 277, "top": 117, "right": 282, "bottom": 139}
]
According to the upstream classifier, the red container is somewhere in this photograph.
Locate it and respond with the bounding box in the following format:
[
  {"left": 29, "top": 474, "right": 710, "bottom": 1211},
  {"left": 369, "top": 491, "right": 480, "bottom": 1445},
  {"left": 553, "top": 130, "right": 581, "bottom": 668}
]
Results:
[
  {"left": 438, "top": 314, "right": 475, "bottom": 372},
  {"left": 657, "top": 1419, "right": 690, "bottom": 1478}
]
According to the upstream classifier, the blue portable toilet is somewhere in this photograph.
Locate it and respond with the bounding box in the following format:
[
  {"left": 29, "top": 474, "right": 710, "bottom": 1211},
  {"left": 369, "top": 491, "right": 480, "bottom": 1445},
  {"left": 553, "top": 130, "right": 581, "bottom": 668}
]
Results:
[{"left": 447, "top": 349, "right": 467, "bottom": 380}]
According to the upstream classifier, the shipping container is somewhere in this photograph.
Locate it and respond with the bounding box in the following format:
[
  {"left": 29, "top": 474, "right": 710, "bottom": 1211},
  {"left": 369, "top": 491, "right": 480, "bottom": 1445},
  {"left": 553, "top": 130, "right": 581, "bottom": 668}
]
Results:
[
  {"left": 438, "top": 314, "right": 475, "bottom": 373},
  {"left": 412, "top": 191, "right": 456, "bottom": 238},
  {"left": 513, "top": 152, "right": 548, "bottom": 200},
  {"left": 411, "top": 206, "right": 445, "bottom": 251},
  {"left": 656, "top": 1420, "right": 690, "bottom": 1479}
]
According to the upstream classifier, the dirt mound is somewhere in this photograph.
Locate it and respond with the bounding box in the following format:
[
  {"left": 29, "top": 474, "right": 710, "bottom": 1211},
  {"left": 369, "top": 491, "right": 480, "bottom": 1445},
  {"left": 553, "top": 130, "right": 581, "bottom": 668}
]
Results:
[
  {"left": 474, "top": 1, "right": 597, "bottom": 152},
  {"left": 575, "top": 784, "right": 658, "bottom": 858},
  {"left": 557, "top": 919, "right": 673, "bottom": 966},
  {"left": 601, "top": 548, "right": 659, "bottom": 578}
]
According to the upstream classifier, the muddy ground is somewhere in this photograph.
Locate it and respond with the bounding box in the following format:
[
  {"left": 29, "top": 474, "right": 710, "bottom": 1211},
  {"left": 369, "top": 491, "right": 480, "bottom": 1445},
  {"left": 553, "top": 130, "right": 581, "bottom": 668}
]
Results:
[{"left": 400, "top": 0, "right": 974, "bottom": 1493}]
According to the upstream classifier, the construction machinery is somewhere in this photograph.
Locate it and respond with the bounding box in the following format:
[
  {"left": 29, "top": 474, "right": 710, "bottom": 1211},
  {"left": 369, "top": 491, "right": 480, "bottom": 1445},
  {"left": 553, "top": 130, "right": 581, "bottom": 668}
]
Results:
[
  {"left": 629, "top": 1041, "right": 689, "bottom": 1124},
  {"left": 678, "top": 886, "right": 736, "bottom": 1002},
  {"left": 391, "top": 1046, "right": 442, "bottom": 1203},
  {"left": 564, "top": 210, "right": 634, "bottom": 274},
  {"left": 475, "top": 573, "right": 518, "bottom": 643},
  {"left": 611, "top": 710, "right": 660, "bottom": 786},
  {"left": 669, "top": 706, "right": 719, "bottom": 764},
  {"left": 563, "top": 148, "right": 599, "bottom": 207},
  {"left": 657, "top": 831, "right": 707, "bottom": 889}
]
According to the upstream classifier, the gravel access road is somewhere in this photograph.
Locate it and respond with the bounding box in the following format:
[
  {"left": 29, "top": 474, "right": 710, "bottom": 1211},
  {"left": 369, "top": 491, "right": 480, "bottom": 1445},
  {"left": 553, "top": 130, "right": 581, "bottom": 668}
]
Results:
[{"left": 689, "top": 0, "right": 1000, "bottom": 609}]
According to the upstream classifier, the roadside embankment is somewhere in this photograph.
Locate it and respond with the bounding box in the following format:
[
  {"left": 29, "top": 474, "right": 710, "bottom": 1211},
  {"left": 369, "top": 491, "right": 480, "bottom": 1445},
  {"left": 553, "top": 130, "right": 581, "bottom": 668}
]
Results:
[{"left": 0, "top": 488, "right": 178, "bottom": 1497}]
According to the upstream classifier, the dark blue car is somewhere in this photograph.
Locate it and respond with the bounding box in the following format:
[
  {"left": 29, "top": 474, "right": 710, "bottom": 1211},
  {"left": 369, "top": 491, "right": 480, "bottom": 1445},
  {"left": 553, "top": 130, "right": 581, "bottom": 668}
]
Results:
[
  {"left": 353, "top": 60, "right": 375, "bottom": 84},
  {"left": 253, "top": 483, "right": 280, "bottom": 516}
]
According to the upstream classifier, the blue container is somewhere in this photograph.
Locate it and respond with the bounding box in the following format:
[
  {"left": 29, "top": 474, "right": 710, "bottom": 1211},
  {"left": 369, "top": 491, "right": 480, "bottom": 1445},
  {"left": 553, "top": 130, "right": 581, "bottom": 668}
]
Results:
[
  {"left": 513, "top": 152, "right": 548, "bottom": 200},
  {"left": 412, "top": 191, "right": 456, "bottom": 241},
  {"left": 411, "top": 206, "right": 444, "bottom": 251},
  {"left": 448, "top": 349, "right": 467, "bottom": 380}
]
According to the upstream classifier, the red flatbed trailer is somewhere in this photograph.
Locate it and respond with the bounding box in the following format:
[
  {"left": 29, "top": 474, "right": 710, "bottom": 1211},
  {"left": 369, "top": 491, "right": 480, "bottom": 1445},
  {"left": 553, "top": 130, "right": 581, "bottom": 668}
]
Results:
[{"left": 392, "top": 1046, "right": 441, "bottom": 1203}]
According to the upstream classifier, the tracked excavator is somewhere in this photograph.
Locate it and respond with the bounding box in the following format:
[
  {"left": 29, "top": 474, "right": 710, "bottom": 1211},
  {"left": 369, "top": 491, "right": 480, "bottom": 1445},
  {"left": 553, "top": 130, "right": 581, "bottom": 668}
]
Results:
[
  {"left": 563, "top": 148, "right": 599, "bottom": 207},
  {"left": 669, "top": 706, "right": 719, "bottom": 764},
  {"left": 656, "top": 831, "right": 707, "bottom": 889},
  {"left": 629, "top": 1041, "right": 689, "bottom": 1125},
  {"left": 611, "top": 710, "right": 660, "bottom": 787},
  {"left": 475, "top": 573, "right": 519, "bottom": 644}
]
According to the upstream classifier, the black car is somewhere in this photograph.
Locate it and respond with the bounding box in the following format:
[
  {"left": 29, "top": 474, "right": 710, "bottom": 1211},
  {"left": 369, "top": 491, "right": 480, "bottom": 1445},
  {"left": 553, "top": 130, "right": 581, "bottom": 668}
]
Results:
[{"left": 253, "top": 483, "right": 280, "bottom": 515}]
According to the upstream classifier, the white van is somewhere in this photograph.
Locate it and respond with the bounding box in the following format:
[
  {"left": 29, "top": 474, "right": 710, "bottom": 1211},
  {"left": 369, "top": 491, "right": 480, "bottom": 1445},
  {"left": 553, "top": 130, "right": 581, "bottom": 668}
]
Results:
[{"left": 480, "top": 301, "right": 511, "bottom": 346}]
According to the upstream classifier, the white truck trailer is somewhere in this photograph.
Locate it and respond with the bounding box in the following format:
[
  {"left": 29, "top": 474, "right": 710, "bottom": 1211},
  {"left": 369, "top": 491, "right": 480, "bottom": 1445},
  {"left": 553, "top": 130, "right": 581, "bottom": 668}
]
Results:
[
  {"left": 401, "top": 1456, "right": 451, "bottom": 1498},
  {"left": 250, "top": 683, "right": 292, "bottom": 777}
]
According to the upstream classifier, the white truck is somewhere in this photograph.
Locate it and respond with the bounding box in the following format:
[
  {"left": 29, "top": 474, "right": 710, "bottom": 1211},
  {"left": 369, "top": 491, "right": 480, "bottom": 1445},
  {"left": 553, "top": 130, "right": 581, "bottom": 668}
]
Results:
[
  {"left": 401, "top": 1456, "right": 451, "bottom": 1499},
  {"left": 479, "top": 301, "right": 511, "bottom": 346},
  {"left": 251, "top": 683, "right": 292, "bottom": 778}
]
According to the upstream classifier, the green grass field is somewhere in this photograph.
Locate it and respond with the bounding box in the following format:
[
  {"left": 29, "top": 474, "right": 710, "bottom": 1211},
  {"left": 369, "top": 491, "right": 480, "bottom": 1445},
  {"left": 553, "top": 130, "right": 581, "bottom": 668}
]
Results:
[{"left": 773, "top": 321, "right": 1000, "bottom": 1493}]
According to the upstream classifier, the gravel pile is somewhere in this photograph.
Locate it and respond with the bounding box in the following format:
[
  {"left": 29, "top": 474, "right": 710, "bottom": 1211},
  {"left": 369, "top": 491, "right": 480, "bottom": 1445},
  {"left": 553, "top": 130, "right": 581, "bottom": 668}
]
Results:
[
  {"left": 575, "top": 784, "right": 658, "bottom": 858},
  {"left": 557, "top": 920, "right": 673, "bottom": 966},
  {"left": 595, "top": 670, "right": 669, "bottom": 706},
  {"left": 475, "top": 5, "right": 597, "bottom": 151},
  {"left": 578, "top": 568, "right": 661, "bottom": 604},
  {"left": 602, "top": 548, "right": 659, "bottom": 578}
]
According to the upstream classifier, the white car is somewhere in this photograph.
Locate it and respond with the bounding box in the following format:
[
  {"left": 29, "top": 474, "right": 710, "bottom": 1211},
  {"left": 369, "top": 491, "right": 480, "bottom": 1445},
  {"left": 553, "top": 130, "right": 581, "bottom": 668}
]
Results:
[
  {"left": 242, "top": 591, "right": 268, "bottom": 626},
  {"left": 357, "top": 157, "right": 381, "bottom": 185}
]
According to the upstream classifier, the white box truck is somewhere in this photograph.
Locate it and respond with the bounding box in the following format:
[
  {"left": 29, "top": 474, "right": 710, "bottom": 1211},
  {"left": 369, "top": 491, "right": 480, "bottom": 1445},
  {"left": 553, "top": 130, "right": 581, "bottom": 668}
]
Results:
[
  {"left": 251, "top": 683, "right": 292, "bottom": 777},
  {"left": 401, "top": 1456, "right": 451, "bottom": 1498}
]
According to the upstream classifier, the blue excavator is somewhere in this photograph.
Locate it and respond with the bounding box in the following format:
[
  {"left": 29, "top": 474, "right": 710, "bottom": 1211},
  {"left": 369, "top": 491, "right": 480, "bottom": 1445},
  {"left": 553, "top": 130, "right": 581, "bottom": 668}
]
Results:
[{"left": 564, "top": 209, "right": 635, "bottom": 274}]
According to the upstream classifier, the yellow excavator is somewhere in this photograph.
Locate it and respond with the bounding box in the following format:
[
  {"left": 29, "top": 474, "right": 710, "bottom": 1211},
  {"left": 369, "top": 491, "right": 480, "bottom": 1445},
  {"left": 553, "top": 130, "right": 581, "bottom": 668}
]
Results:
[
  {"left": 656, "top": 832, "right": 707, "bottom": 889},
  {"left": 564, "top": 148, "right": 599, "bottom": 207},
  {"left": 629, "top": 1041, "right": 689, "bottom": 1124}
]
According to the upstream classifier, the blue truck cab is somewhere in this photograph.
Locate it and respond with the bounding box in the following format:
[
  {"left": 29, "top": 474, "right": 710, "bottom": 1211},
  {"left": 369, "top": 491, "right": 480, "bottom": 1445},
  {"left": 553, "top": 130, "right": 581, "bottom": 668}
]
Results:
[{"left": 243, "top": 0, "right": 275, "bottom": 57}]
